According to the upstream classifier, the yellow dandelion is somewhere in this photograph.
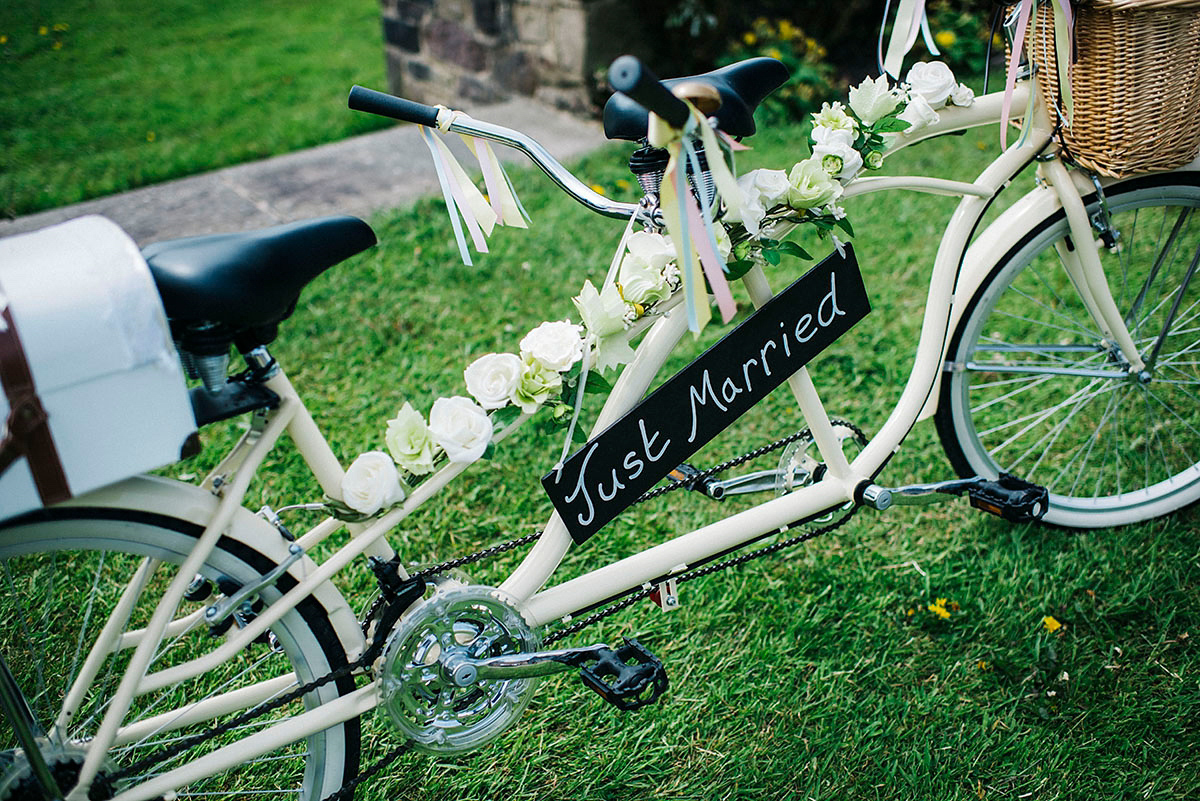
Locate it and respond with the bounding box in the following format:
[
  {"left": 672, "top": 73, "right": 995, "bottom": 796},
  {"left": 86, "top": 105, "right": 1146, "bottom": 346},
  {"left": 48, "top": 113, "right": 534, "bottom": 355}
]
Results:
[
  {"left": 53, "top": 23, "right": 69, "bottom": 32},
  {"left": 589, "top": 183, "right": 606, "bottom": 196},
  {"left": 0, "top": 35, "right": 7, "bottom": 45},
  {"left": 52, "top": 40, "right": 62, "bottom": 49},
  {"left": 934, "top": 30, "right": 957, "bottom": 49},
  {"left": 38, "top": 25, "right": 48, "bottom": 35},
  {"left": 976, "top": 660, "right": 991, "bottom": 671},
  {"left": 615, "top": 178, "right": 631, "bottom": 191},
  {"left": 778, "top": 19, "right": 796, "bottom": 41},
  {"left": 742, "top": 31, "right": 757, "bottom": 46},
  {"left": 766, "top": 47, "right": 783, "bottom": 61},
  {"left": 1043, "top": 615, "right": 1063, "bottom": 633},
  {"left": 146, "top": 131, "right": 156, "bottom": 142},
  {"left": 928, "top": 600, "right": 951, "bottom": 619}
]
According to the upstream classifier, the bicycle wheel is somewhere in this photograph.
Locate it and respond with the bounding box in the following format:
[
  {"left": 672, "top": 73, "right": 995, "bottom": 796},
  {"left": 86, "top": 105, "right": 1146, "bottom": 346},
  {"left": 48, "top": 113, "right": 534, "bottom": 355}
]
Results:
[
  {"left": 0, "top": 506, "right": 361, "bottom": 800},
  {"left": 937, "top": 173, "right": 1200, "bottom": 528}
]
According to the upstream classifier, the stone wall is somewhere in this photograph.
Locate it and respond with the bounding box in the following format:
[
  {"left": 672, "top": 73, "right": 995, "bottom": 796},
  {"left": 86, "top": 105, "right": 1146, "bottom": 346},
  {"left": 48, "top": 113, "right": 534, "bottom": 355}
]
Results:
[{"left": 380, "top": 0, "right": 659, "bottom": 114}]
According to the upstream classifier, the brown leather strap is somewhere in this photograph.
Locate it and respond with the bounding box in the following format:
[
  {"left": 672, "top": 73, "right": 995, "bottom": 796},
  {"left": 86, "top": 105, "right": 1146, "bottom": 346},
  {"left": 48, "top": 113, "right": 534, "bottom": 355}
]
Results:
[{"left": 0, "top": 303, "right": 70, "bottom": 505}]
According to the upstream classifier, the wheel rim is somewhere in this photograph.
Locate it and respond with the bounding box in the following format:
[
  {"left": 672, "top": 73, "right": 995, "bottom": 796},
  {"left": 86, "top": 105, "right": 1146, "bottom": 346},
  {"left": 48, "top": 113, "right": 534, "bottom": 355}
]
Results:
[
  {"left": 0, "top": 513, "right": 355, "bottom": 800},
  {"left": 945, "top": 180, "right": 1200, "bottom": 526}
]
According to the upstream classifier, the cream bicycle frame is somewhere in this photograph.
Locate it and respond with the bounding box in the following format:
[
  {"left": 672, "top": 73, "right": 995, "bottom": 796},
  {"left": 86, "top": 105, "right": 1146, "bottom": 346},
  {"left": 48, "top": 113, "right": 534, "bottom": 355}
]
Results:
[{"left": 60, "top": 76, "right": 1165, "bottom": 801}]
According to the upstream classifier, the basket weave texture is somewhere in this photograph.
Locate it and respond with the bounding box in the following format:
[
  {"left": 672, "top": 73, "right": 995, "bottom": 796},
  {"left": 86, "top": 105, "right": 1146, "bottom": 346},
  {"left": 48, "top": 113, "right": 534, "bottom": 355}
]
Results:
[{"left": 1029, "top": 0, "right": 1200, "bottom": 177}]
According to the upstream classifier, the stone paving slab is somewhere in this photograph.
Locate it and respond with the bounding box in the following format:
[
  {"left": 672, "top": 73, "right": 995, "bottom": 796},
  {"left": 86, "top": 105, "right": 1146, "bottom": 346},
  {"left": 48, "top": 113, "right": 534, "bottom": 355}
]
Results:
[{"left": 0, "top": 97, "right": 610, "bottom": 246}]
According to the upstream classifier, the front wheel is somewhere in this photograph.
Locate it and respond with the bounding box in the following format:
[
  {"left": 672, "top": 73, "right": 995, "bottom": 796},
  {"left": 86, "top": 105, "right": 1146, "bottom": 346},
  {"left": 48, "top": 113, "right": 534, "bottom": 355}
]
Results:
[
  {"left": 0, "top": 507, "right": 361, "bottom": 800},
  {"left": 937, "top": 173, "right": 1200, "bottom": 528}
]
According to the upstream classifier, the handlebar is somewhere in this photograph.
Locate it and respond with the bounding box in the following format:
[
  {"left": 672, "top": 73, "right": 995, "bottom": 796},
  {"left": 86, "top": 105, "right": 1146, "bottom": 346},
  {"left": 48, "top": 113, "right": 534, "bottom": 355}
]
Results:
[
  {"left": 348, "top": 86, "right": 441, "bottom": 128},
  {"left": 348, "top": 85, "right": 636, "bottom": 220},
  {"left": 606, "top": 55, "right": 691, "bottom": 130}
]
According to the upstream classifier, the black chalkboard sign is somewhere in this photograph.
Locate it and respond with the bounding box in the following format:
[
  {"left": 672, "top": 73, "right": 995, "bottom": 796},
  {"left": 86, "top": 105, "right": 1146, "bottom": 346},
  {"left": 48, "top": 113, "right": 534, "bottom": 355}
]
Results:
[{"left": 543, "top": 246, "right": 871, "bottom": 544}]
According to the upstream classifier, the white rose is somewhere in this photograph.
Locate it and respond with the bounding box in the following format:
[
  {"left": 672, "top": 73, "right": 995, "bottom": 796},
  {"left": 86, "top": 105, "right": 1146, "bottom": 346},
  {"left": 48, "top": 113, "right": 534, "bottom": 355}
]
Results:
[
  {"left": 519, "top": 320, "right": 584, "bottom": 373},
  {"left": 812, "top": 125, "right": 855, "bottom": 149},
  {"left": 811, "top": 101, "right": 857, "bottom": 135},
  {"left": 786, "top": 157, "right": 843, "bottom": 210},
  {"left": 385, "top": 402, "right": 437, "bottom": 475},
  {"left": 848, "top": 74, "right": 901, "bottom": 126},
  {"left": 623, "top": 230, "right": 676, "bottom": 272},
  {"left": 813, "top": 140, "right": 864, "bottom": 182},
  {"left": 898, "top": 93, "right": 940, "bottom": 135},
  {"left": 733, "top": 168, "right": 791, "bottom": 236},
  {"left": 464, "top": 352, "right": 523, "bottom": 410},
  {"left": 951, "top": 82, "right": 975, "bottom": 107},
  {"left": 619, "top": 259, "right": 672, "bottom": 307},
  {"left": 341, "top": 451, "right": 405, "bottom": 515},
  {"left": 905, "top": 61, "right": 958, "bottom": 110},
  {"left": 428, "top": 396, "right": 493, "bottom": 464}
]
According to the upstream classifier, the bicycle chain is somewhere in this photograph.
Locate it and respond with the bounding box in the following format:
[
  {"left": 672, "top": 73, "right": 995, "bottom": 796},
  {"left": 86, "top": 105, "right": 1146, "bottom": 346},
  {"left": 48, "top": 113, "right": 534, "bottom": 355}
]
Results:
[{"left": 110, "top": 424, "right": 860, "bottom": 800}]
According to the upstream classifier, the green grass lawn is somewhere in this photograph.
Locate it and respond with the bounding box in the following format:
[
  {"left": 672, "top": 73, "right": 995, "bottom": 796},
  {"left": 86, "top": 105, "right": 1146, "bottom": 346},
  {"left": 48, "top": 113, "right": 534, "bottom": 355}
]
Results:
[
  {"left": 3, "top": 1, "right": 1195, "bottom": 791},
  {"left": 166, "top": 119, "right": 1199, "bottom": 799},
  {"left": 0, "top": 0, "right": 388, "bottom": 218}
]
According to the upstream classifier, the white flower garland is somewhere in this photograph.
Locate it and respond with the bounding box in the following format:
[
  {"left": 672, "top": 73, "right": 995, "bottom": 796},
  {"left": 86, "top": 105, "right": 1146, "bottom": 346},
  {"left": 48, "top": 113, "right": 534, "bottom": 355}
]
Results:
[{"left": 337, "top": 63, "right": 973, "bottom": 516}]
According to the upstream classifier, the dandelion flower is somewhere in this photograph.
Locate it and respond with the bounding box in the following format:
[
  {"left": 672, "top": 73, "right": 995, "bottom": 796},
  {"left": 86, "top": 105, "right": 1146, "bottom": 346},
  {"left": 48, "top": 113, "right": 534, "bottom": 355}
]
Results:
[
  {"left": 934, "top": 30, "right": 957, "bottom": 49},
  {"left": 1043, "top": 615, "right": 1063, "bottom": 633}
]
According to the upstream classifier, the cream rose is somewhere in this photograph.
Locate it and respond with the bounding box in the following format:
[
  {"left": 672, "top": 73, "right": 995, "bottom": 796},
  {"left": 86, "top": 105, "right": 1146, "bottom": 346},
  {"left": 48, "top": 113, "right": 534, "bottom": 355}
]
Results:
[
  {"left": 464, "top": 352, "right": 522, "bottom": 410},
  {"left": 848, "top": 74, "right": 901, "bottom": 125},
  {"left": 341, "top": 451, "right": 405, "bottom": 515},
  {"left": 905, "top": 61, "right": 957, "bottom": 110},
  {"left": 428, "top": 396, "right": 493, "bottom": 464},
  {"left": 951, "top": 82, "right": 975, "bottom": 107},
  {"left": 786, "top": 157, "right": 842, "bottom": 210},
  {"left": 519, "top": 320, "right": 584, "bottom": 373},
  {"left": 512, "top": 356, "right": 563, "bottom": 413},
  {"left": 385, "top": 402, "right": 437, "bottom": 475}
]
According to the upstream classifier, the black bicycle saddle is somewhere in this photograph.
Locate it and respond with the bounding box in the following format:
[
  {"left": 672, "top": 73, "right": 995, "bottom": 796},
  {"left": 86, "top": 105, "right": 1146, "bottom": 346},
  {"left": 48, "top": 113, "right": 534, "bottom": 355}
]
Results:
[
  {"left": 603, "top": 57, "right": 790, "bottom": 141},
  {"left": 143, "top": 215, "right": 377, "bottom": 329}
]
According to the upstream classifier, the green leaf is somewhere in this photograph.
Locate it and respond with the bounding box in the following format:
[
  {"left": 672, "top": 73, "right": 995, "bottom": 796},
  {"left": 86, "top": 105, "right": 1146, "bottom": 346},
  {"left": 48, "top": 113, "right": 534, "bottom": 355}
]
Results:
[
  {"left": 873, "top": 117, "right": 911, "bottom": 133},
  {"left": 583, "top": 371, "right": 613, "bottom": 394},
  {"left": 776, "top": 241, "right": 811, "bottom": 260},
  {"left": 725, "top": 258, "right": 757, "bottom": 280},
  {"left": 491, "top": 405, "right": 522, "bottom": 432},
  {"left": 571, "top": 423, "right": 591, "bottom": 444},
  {"left": 836, "top": 216, "right": 855, "bottom": 237},
  {"left": 481, "top": 442, "right": 496, "bottom": 460},
  {"left": 763, "top": 249, "right": 781, "bottom": 266}
]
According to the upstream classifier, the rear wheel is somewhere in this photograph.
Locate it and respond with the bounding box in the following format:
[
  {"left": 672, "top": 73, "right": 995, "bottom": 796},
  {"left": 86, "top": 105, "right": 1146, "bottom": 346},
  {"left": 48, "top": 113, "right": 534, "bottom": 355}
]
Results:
[
  {"left": 937, "top": 174, "right": 1200, "bottom": 528},
  {"left": 0, "top": 507, "right": 360, "bottom": 800}
]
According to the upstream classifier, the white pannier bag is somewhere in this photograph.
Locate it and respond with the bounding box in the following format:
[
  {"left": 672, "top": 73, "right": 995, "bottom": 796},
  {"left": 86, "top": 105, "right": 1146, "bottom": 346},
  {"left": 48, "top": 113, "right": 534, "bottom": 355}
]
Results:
[{"left": 0, "top": 215, "right": 195, "bottom": 520}]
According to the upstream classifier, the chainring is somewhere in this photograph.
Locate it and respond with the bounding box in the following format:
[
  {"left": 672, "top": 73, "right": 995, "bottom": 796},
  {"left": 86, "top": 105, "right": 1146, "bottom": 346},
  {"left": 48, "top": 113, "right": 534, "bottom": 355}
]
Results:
[{"left": 377, "top": 584, "right": 540, "bottom": 754}]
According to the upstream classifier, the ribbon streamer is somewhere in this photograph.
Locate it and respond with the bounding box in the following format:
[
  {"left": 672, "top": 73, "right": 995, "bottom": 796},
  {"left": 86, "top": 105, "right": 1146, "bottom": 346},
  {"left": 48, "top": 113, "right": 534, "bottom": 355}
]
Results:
[
  {"left": 464, "top": 136, "right": 529, "bottom": 228},
  {"left": 651, "top": 101, "right": 742, "bottom": 335},
  {"left": 420, "top": 108, "right": 533, "bottom": 265}
]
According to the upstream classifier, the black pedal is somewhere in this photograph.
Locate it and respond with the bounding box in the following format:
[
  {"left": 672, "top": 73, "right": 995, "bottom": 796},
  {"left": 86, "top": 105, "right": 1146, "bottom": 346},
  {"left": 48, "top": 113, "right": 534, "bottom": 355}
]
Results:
[
  {"left": 579, "top": 638, "right": 669, "bottom": 711},
  {"left": 968, "top": 473, "right": 1049, "bottom": 523}
]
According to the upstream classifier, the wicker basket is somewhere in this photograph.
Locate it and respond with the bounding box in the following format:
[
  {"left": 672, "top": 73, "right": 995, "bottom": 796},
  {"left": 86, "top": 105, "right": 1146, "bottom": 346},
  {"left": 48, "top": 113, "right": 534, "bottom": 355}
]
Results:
[{"left": 1027, "top": 0, "right": 1200, "bottom": 177}]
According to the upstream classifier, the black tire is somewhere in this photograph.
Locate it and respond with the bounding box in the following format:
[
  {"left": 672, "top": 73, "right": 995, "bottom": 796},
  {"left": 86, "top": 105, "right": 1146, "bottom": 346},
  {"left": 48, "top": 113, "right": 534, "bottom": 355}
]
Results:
[
  {"left": 0, "top": 507, "right": 361, "bottom": 800},
  {"left": 937, "top": 173, "right": 1200, "bottom": 528}
]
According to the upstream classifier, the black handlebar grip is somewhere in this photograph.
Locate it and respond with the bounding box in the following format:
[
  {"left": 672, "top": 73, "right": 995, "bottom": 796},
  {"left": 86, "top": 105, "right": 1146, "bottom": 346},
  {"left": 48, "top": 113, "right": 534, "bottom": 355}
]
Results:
[
  {"left": 348, "top": 85, "right": 441, "bottom": 128},
  {"left": 607, "top": 55, "right": 691, "bottom": 130}
]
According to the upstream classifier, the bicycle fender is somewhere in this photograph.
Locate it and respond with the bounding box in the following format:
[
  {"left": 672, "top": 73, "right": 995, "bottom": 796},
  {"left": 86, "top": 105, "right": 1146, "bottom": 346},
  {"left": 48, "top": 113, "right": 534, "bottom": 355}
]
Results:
[
  {"left": 59, "top": 474, "right": 366, "bottom": 660},
  {"left": 919, "top": 159, "right": 1200, "bottom": 422}
]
